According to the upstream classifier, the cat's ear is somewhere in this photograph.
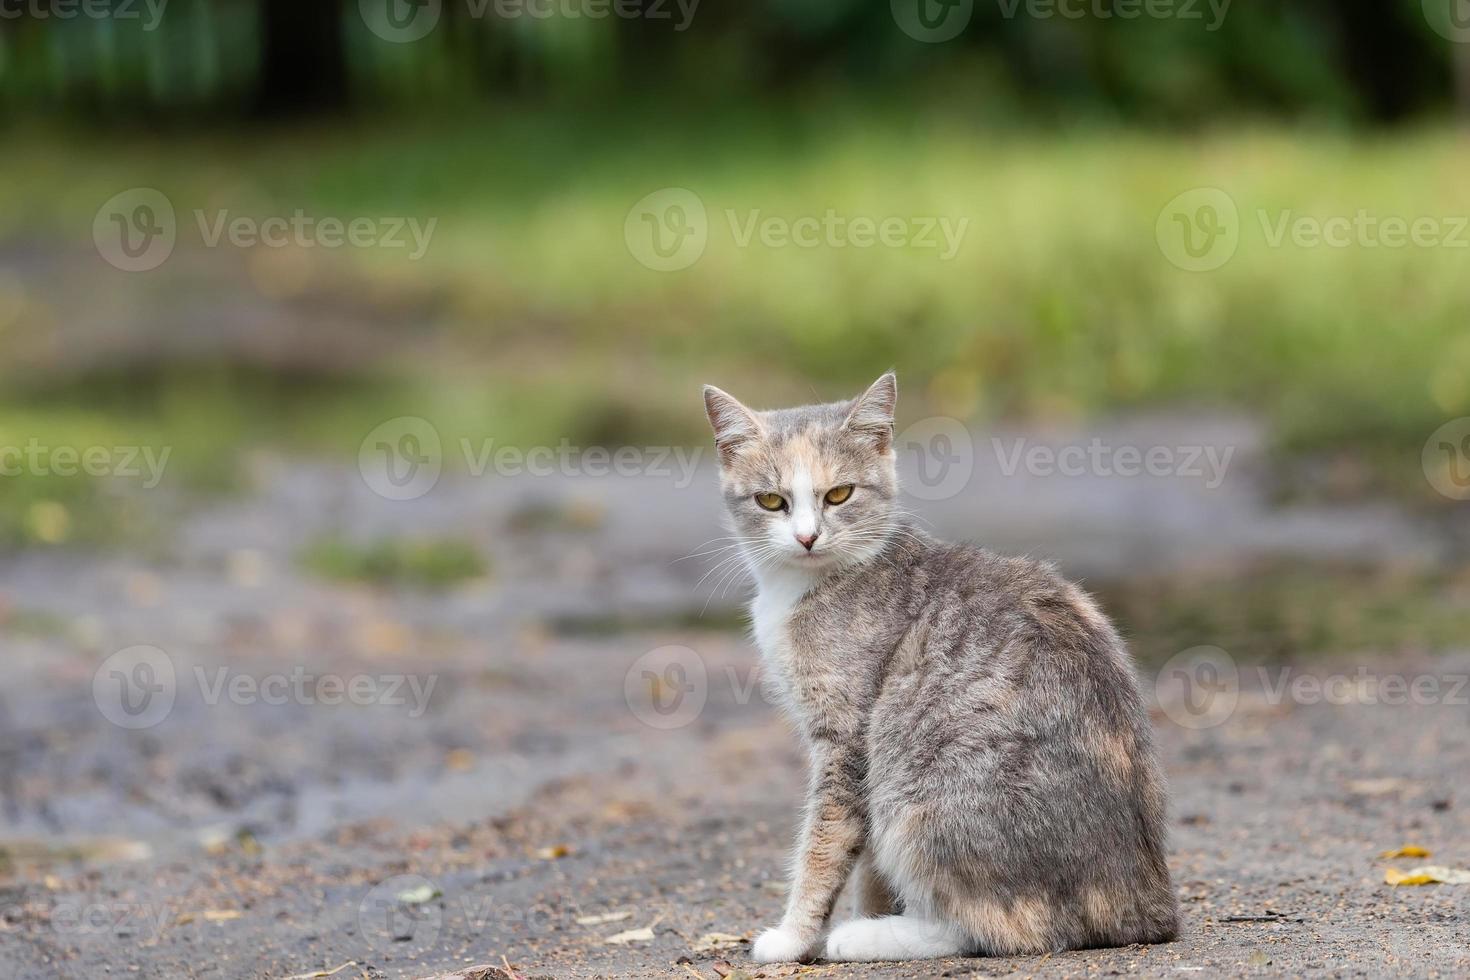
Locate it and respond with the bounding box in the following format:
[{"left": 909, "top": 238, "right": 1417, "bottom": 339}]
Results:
[
  {"left": 703, "top": 385, "right": 764, "bottom": 465},
  {"left": 844, "top": 371, "right": 897, "bottom": 452}
]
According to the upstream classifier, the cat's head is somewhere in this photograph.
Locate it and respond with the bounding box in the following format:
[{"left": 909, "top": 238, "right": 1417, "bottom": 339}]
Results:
[{"left": 702, "top": 372, "right": 900, "bottom": 572}]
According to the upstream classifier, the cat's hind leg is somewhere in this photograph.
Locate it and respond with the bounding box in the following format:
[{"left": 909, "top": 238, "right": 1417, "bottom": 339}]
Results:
[
  {"left": 823, "top": 915, "right": 965, "bottom": 962},
  {"left": 850, "top": 855, "right": 901, "bottom": 918}
]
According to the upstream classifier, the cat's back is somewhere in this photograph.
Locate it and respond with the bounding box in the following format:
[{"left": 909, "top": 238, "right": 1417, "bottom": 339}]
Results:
[
  {"left": 902, "top": 541, "right": 1129, "bottom": 676},
  {"left": 874, "top": 540, "right": 1154, "bottom": 770}
]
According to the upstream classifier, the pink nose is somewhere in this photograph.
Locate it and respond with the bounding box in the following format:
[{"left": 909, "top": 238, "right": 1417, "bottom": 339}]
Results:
[{"left": 795, "top": 533, "right": 818, "bottom": 550}]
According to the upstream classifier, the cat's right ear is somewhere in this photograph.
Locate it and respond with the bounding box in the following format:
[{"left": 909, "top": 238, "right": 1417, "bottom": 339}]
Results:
[{"left": 703, "top": 385, "right": 763, "bottom": 466}]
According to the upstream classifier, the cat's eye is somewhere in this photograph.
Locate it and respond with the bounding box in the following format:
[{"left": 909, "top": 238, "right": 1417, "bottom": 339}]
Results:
[
  {"left": 755, "top": 492, "right": 787, "bottom": 511},
  {"left": 824, "top": 484, "right": 854, "bottom": 506}
]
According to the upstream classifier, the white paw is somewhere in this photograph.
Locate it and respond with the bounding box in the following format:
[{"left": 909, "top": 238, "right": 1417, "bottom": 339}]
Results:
[
  {"left": 825, "top": 919, "right": 886, "bottom": 961},
  {"left": 825, "top": 916, "right": 963, "bottom": 962},
  {"left": 751, "top": 925, "right": 813, "bottom": 963}
]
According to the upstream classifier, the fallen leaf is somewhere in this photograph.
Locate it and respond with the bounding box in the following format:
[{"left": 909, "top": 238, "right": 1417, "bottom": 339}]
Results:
[
  {"left": 1386, "top": 865, "right": 1470, "bottom": 886},
  {"left": 536, "top": 844, "right": 571, "bottom": 860},
  {"left": 691, "top": 932, "right": 747, "bottom": 952},
  {"left": 281, "top": 962, "right": 360, "bottom": 980},
  {"left": 605, "top": 926, "right": 656, "bottom": 945},
  {"left": 202, "top": 909, "right": 242, "bottom": 922},
  {"left": 445, "top": 749, "right": 476, "bottom": 772},
  {"left": 1379, "top": 845, "right": 1431, "bottom": 859},
  {"left": 397, "top": 883, "right": 442, "bottom": 904},
  {"left": 576, "top": 911, "right": 633, "bottom": 926},
  {"left": 1347, "top": 778, "right": 1413, "bottom": 797}
]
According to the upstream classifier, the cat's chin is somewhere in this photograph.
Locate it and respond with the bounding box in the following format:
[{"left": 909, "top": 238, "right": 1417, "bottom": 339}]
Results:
[{"left": 782, "top": 550, "right": 843, "bottom": 571}]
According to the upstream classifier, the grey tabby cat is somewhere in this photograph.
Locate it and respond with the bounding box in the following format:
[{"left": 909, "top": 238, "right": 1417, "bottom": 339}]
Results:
[{"left": 701, "top": 372, "right": 1179, "bottom": 963}]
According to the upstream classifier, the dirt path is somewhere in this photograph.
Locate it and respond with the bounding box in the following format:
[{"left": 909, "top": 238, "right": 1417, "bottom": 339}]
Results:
[{"left": 2, "top": 451, "right": 1467, "bottom": 978}]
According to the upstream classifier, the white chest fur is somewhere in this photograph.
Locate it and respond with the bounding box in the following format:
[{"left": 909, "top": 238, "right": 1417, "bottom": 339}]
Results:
[
  {"left": 749, "top": 564, "right": 816, "bottom": 712},
  {"left": 749, "top": 567, "right": 809, "bottom": 654}
]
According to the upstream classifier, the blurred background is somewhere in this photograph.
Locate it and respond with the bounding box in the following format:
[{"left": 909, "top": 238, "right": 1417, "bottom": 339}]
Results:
[{"left": 3, "top": 3, "right": 1470, "bottom": 977}]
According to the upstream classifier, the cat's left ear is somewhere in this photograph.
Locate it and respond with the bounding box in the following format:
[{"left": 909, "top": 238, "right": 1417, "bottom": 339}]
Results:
[
  {"left": 704, "top": 384, "right": 765, "bottom": 466},
  {"left": 844, "top": 371, "right": 897, "bottom": 452}
]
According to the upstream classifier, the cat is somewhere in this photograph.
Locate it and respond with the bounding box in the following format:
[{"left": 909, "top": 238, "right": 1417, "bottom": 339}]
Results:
[{"left": 701, "top": 372, "right": 1179, "bottom": 963}]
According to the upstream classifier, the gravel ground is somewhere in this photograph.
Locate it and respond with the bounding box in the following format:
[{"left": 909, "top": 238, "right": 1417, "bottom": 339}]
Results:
[{"left": 1, "top": 454, "right": 1467, "bottom": 978}]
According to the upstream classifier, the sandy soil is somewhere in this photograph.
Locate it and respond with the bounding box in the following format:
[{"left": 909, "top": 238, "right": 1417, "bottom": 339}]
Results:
[{"left": 1, "top": 456, "right": 1467, "bottom": 978}]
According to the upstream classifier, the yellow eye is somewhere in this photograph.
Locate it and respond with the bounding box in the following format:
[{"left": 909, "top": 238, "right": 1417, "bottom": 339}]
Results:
[
  {"left": 824, "top": 484, "right": 854, "bottom": 505},
  {"left": 755, "top": 492, "right": 786, "bottom": 511}
]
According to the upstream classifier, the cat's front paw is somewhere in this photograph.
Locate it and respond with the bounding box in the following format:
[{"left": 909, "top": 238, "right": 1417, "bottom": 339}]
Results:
[{"left": 751, "top": 925, "right": 815, "bottom": 963}]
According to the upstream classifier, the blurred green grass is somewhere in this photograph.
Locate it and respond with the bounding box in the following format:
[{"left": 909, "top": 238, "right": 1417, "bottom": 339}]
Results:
[
  {"left": 2, "top": 109, "right": 1468, "bottom": 536},
  {"left": 300, "top": 535, "right": 487, "bottom": 589}
]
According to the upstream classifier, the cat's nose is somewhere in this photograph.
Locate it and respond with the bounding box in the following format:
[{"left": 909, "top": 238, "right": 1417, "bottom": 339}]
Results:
[{"left": 795, "top": 532, "right": 819, "bottom": 550}]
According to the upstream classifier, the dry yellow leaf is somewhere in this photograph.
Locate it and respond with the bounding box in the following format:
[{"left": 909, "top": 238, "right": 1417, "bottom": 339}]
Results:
[
  {"left": 535, "top": 844, "right": 571, "bottom": 860},
  {"left": 202, "top": 909, "right": 243, "bottom": 921},
  {"left": 1379, "top": 846, "right": 1431, "bottom": 859},
  {"left": 575, "top": 911, "right": 633, "bottom": 926},
  {"left": 1386, "top": 865, "right": 1470, "bottom": 886},
  {"left": 691, "top": 932, "right": 746, "bottom": 952},
  {"left": 604, "top": 926, "right": 655, "bottom": 945}
]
